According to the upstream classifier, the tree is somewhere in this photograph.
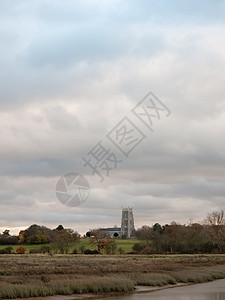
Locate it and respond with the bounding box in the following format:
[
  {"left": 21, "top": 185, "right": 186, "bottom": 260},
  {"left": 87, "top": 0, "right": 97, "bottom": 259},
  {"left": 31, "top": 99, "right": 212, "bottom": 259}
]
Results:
[
  {"left": 24, "top": 224, "right": 55, "bottom": 244},
  {"left": 16, "top": 246, "right": 26, "bottom": 254},
  {"left": 151, "top": 223, "right": 164, "bottom": 252},
  {"left": 0, "top": 234, "right": 18, "bottom": 245},
  {"left": 160, "top": 223, "right": 185, "bottom": 253},
  {"left": 105, "top": 241, "right": 117, "bottom": 254},
  {"left": 135, "top": 225, "right": 152, "bottom": 240},
  {"left": 18, "top": 231, "right": 25, "bottom": 244},
  {"left": 3, "top": 230, "right": 10, "bottom": 235},
  {"left": 79, "top": 245, "right": 85, "bottom": 254},
  {"left": 153, "top": 223, "right": 163, "bottom": 234},
  {"left": 183, "top": 223, "right": 206, "bottom": 253},
  {"left": 132, "top": 242, "right": 146, "bottom": 253},
  {"left": 52, "top": 228, "right": 80, "bottom": 254},
  {"left": 55, "top": 225, "right": 64, "bottom": 231},
  {"left": 203, "top": 210, "right": 225, "bottom": 253},
  {"left": 204, "top": 210, "right": 225, "bottom": 226},
  {"left": 86, "top": 231, "right": 91, "bottom": 238},
  {"left": 89, "top": 229, "right": 114, "bottom": 254}
]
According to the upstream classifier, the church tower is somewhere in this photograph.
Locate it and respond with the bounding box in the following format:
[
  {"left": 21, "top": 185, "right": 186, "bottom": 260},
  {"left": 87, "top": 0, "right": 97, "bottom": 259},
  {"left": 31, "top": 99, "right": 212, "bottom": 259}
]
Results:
[{"left": 121, "top": 207, "right": 134, "bottom": 238}]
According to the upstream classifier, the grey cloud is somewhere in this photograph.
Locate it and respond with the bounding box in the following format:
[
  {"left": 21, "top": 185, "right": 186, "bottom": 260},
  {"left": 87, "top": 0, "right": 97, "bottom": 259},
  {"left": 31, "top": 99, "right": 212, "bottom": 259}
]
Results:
[
  {"left": 114, "top": 178, "right": 225, "bottom": 200},
  {"left": 0, "top": 159, "right": 83, "bottom": 177},
  {"left": 43, "top": 106, "right": 80, "bottom": 131},
  {"left": 1, "top": 0, "right": 225, "bottom": 234}
]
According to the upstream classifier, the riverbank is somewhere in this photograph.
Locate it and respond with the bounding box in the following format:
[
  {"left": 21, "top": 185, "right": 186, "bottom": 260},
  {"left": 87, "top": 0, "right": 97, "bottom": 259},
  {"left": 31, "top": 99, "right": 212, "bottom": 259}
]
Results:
[
  {"left": 19, "top": 283, "right": 189, "bottom": 300},
  {"left": 1, "top": 254, "right": 225, "bottom": 299}
]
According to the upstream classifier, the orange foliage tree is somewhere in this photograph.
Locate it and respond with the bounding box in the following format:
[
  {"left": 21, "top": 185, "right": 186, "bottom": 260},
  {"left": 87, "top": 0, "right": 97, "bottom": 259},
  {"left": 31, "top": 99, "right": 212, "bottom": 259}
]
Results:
[
  {"left": 89, "top": 229, "right": 115, "bottom": 254},
  {"left": 16, "top": 246, "right": 26, "bottom": 254}
]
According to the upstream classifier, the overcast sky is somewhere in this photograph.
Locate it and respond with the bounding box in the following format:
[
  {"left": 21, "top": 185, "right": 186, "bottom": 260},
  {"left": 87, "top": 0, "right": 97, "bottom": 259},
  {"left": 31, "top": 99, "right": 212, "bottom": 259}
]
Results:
[{"left": 1, "top": 0, "right": 225, "bottom": 235}]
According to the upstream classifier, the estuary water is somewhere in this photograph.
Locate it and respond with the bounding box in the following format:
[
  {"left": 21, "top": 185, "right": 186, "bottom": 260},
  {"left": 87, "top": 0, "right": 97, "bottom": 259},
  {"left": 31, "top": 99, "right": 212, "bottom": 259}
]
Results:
[{"left": 102, "top": 279, "right": 225, "bottom": 300}]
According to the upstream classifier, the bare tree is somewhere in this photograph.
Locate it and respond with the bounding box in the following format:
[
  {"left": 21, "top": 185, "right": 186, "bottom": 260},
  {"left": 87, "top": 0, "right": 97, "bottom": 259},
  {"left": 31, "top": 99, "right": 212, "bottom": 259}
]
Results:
[
  {"left": 203, "top": 210, "right": 225, "bottom": 253},
  {"left": 204, "top": 210, "right": 225, "bottom": 226}
]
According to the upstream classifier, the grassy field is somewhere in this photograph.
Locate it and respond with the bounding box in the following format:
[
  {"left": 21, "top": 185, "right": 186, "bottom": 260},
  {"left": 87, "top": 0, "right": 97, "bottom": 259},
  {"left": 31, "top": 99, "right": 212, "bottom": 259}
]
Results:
[
  {"left": 0, "top": 238, "right": 140, "bottom": 254},
  {"left": 1, "top": 254, "right": 225, "bottom": 298}
]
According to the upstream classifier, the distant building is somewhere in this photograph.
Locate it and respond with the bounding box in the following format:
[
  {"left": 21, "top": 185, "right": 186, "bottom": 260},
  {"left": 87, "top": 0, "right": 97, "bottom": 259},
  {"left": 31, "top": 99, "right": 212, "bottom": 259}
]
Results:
[
  {"left": 121, "top": 207, "right": 135, "bottom": 238},
  {"left": 99, "top": 227, "right": 121, "bottom": 238},
  {"left": 99, "top": 207, "right": 135, "bottom": 239}
]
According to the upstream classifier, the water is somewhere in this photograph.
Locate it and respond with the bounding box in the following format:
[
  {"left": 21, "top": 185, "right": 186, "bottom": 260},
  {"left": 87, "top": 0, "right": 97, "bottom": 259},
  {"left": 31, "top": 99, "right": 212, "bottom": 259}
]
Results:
[{"left": 102, "top": 279, "right": 225, "bottom": 300}]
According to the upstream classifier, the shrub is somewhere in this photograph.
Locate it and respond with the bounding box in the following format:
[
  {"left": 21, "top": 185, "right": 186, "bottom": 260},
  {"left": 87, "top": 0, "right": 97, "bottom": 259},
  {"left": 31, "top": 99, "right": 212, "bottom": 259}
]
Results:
[
  {"left": 132, "top": 242, "right": 146, "bottom": 253},
  {"left": 0, "top": 235, "right": 18, "bottom": 245},
  {"left": 84, "top": 249, "right": 99, "bottom": 255},
  {"left": 16, "top": 246, "right": 26, "bottom": 254},
  {"left": 0, "top": 247, "right": 13, "bottom": 254},
  {"left": 105, "top": 243, "right": 117, "bottom": 255},
  {"left": 79, "top": 245, "right": 85, "bottom": 254},
  {"left": 4, "top": 247, "right": 13, "bottom": 254},
  {"left": 141, "top": 246, "right": 157, "bottom": 254},
  {"left": 29, "top": 248, "right": 42, "bottom": 254},
  {"left": 118, "top": 247, "right": 125, "bottom": 254},
  {"left": 72, "top": 248, "right": 78, "bottom": 254},
  {"left": 40, "top": 246, "right": 51, "bottom": 253},
  {"left": 29, "top": 246, "right": 51, "bottom": 254}
]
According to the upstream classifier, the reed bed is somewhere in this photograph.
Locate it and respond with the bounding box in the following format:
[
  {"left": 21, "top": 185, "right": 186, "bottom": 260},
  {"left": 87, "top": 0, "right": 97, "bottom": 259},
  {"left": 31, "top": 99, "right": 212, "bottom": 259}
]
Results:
[
  {"left": 1, "top": 255, "right": 225, "bottom": 298},
  {"left": 0, "top": 277, "right": 134, "bottom": 299}
]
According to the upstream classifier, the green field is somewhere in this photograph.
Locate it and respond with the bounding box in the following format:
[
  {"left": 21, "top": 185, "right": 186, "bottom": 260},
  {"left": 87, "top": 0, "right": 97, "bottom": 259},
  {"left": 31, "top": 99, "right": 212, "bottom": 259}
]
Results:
[{"left": 0, "top": 238, "right": 140, "bottom": 254}]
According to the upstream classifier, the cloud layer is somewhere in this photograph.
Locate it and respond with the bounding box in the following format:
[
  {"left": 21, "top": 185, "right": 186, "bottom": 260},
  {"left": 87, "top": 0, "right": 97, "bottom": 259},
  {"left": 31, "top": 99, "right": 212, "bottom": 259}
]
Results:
[{"left": 0, "top": 0, "right": 225, "bottom": 235}]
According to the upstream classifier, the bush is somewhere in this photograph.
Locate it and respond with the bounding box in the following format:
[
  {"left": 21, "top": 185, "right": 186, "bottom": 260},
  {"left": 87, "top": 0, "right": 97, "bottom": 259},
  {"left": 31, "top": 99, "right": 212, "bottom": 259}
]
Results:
[
  {"left": 141, "top": 246, "right": 156, "bottom": 254},
  {"left": 0, "top": 235, "right": 18, "bottom": 245},
  {"left": 79, "top": 245, "right": 85, "bottom": 254},
  {"left": 16, "top": 246, "right": 26, "bottom": 254},
  {"left": 72, "top": 248, "right": 78, "bottom": 254},
  {"left": 118, "top": 247, "right": 125, "bottom": 254},
  {"left": 0, "top": 247, "right": 13, "bottom": 254},
  {"left": 29, "top": 248, "right": 42, "bottom": 254},
  {"left": 132, "top": 242, "right": 146, "bottom": 253},
  {"left": 84, "top": 249, "right": 99, "bottom": 255},
  {"left": 105, "top": 243, "right": 117, "bottom": 255},
  {"left": 29, "top": 246, "right": 51, "bottom": 254},
  {"left": 40, "top": 246, "right": 51, "bottom": 253}
]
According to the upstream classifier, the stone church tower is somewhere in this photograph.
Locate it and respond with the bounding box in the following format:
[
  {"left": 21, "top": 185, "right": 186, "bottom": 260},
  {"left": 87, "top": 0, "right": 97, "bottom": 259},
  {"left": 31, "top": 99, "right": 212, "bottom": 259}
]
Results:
[{"left": 121, "top": 207, "right": 134, "bottom": 238}]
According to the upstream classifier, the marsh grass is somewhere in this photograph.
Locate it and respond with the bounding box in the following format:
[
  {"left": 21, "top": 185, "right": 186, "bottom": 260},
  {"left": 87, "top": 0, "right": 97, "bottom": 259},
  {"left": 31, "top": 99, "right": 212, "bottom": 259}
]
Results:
[
  {"left": 129, "top": 269, "right": 225, "bottom": 287},
  {"left": 170, "top": 269, "right": 225, "bottom": 283},
  {"left": 0, "top": 277, "right": 134, "bottom": 299},
  {"left": 1, "top": 270, "right": 225, "bottom": 299},
  {"left": 130, "top": 273, "right": 176, "bottom": 286},
  {"left": 1, "top": 255, "right": 225, "bottom": 298}
]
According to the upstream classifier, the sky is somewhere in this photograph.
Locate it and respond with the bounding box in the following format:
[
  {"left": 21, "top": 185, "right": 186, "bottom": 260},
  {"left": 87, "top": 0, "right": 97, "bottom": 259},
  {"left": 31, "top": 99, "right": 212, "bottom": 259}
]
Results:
[{"left": 1, "top": 0, "right": 225, "bottom": 235}]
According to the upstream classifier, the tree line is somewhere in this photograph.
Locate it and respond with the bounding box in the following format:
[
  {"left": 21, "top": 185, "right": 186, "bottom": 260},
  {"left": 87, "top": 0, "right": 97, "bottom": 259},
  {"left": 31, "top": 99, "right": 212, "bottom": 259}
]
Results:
[
  {"left": 0, "top": 224, "right": 80, "bottom": 254},
  {"left": 0, "top": 210, "right": 225, "bottom": 255},
  {"left": 133, "top": 210, "right": 225, "bottom": 254}
]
